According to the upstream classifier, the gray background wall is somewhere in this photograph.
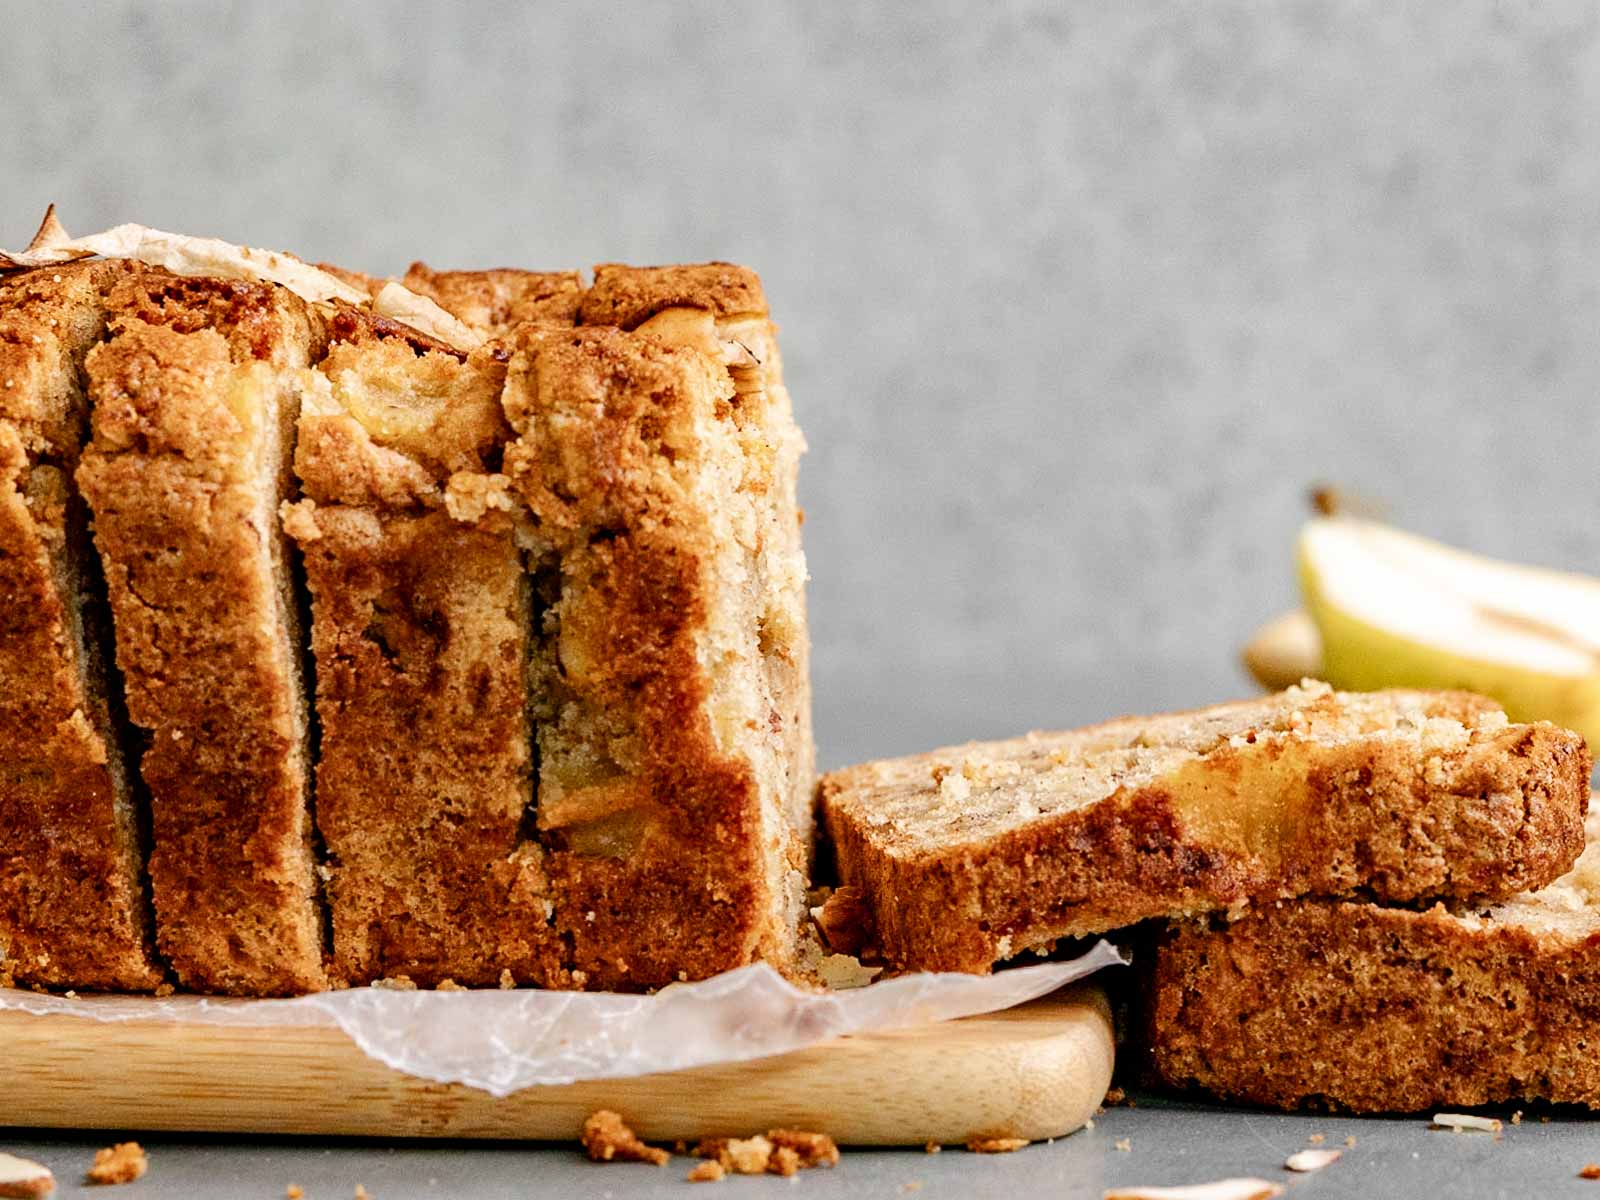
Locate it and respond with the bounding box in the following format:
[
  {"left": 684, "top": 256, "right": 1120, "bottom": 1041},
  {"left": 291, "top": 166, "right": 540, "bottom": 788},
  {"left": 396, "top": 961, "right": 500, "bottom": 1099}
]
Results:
[{"left": 7, "top": 1, "right": 1597, "bottom": 768}]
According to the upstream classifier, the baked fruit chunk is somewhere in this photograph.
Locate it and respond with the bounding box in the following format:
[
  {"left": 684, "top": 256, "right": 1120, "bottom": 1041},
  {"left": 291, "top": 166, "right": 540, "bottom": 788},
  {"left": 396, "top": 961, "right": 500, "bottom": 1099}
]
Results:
[
  {"left": 501, "top": 265, "right": 813, "bottom": 987},
  {"left": 284, "top": 307, "right": 560, "bottom": 986},
  {"left": 0, "top": 260, "right": 162, "bottom": 990},
  {"left": 1146, "top": 799, "right": 1600, "bottom": 1112},
  {"left": 76, "top": 270, "right": 327, "bottom": 995},
  {"left": 821, "top": 682, "right": 1590, "bottom": 973}
]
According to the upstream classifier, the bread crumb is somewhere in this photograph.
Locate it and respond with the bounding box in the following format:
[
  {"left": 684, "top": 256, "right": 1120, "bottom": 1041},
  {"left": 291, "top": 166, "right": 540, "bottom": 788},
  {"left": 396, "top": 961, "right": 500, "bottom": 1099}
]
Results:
[
  {"left": 354, "top": 1188, "right": 372, "bottom": 1200},
  {"left": 924, "top": 1142, "right": 942, "bottom": 1154},
  {"left": 768, "top": 1129, "right": 840, "bottom": 1169},
  {"left": 580, "top": 1110, "right": 669, "bottom": 1166},
  {"left": 1114, "top": 1139, "right": 1132, "bottom": 1152},
  {"left": 723, "top": 1137, "right": 773, "bottom": 1175},
  {"left": 768, "top": 1146, "right": 801, "bottom": 1177},
  {"left": 435, "top": 978, "right": 467, "bottom": 992},
  {"left": 1581, "top": 1163, "right": 1600, "bottom": 1180},
  {"left": 966, "top": 1136, "right": 1029, "bottom": 1154},
  {"left": 85, "top": 1142, "right": 146, "bottom": 1186},
  {"left": 686, "top": 1160, "right": 725, "bottom": 1183},
  {"left": 1103, "top": 1086, "right": 1127, "bottom": 1106},
  {"left": 0, "top": 1151, "right": 55, "bottom": 1198},
  {"left": 902, "top": 1184, "right": 924, "bottom": 1193},
  {"left": 1511, "top": 1111, "right": 1523, "bottom": 1126},
  {"left": 1285, "top": 1148, "right": 1341, "bottom": 1172},
  {"left": 372, "top": 975, "right": 416, "bottom": 991},
  {"left": 286, "top": 1187, "right": 304, "bottom": 1199},
  {"left": 279, "top": 498, "right": 321, "bottom": 543},
  {"left": 1344, "top": 1136, "right": 1357, "bottom": 1148},
  {"left": 1307, "top": 1133, "right": 1324, "bottom": 1145},
  {"left": 498, "top": 969, "right": 516, "bottom": 990}
]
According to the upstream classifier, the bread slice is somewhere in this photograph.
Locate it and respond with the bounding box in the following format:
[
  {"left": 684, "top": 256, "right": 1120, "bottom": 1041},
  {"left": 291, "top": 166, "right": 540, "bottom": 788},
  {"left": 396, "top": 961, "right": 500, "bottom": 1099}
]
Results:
[
  {"left": 1146, "top": 799, "right": 1600, "bottom": 1112},
  {"left": 820, "top": 682, "right": 1590, "bottom": 973},
  {"left": 0, "top": 261, "right": 162, "bottom": 990},
  {"left": 501, "top": 264, "right": 813, "bottom": 987},
  {"left": 75, "top": 270, "right": 327, "bottom": 995},
  {"left": 284, "top": 305, "right": 562, "bottom": 986}
]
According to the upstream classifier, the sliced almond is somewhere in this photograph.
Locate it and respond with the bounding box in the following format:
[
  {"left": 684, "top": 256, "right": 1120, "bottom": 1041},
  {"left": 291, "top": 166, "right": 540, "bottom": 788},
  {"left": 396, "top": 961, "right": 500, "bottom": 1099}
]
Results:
[
  {"left": 1430, "top": 1113, "right": 1502, "bottom": 1134},
  {"left": 1285, "top": 1148, "right": 1341, "bottom": 1172},
  {"left": 1103, "top": 1182, "right": 1283, "bottom": 1200},
  {"left": 0, "top": 1152, "right": 55, "bottom": 1199},
  {"left": 370, "top": 281, "right": 485, "bottom": 351}
]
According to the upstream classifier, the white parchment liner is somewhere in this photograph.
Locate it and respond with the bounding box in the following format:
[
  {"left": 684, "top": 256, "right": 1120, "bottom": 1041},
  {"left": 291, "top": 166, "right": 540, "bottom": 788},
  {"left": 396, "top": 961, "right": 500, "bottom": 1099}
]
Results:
[{"left": 0, "top": 942, "right": 1125, "bottom": 1097}]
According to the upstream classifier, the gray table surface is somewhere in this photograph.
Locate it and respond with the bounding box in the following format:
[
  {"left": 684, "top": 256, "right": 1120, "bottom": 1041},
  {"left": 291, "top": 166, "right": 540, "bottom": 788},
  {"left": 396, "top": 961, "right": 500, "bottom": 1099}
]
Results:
[{"left": 10, "top": 1092, "right": 1600, "bottom": 1198}]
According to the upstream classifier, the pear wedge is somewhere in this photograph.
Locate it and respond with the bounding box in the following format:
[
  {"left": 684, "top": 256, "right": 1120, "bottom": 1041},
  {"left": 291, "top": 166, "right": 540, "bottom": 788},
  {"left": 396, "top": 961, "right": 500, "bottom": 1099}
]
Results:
[{"left": 1298, "top": 516, "right": 1600, "bottom": 749}]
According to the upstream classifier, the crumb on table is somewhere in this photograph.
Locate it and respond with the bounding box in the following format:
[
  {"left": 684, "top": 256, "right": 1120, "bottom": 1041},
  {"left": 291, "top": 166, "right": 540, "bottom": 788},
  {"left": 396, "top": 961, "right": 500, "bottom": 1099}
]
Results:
[
  {"left": 686, "top": 1160, "right": 725, "bottom": 1183},
  {"left": 694, "top": 1129, "right": 840, "bottom": 1175},
  {"left": 581, "top": 1111, "right": 670, "bottom": 1166},
  {"left": 85, "top": 1143, "right": 147, "bottom": 1187},
  {"left": 966, "top": 1136, "right": 1030, "bottom": 1154}
]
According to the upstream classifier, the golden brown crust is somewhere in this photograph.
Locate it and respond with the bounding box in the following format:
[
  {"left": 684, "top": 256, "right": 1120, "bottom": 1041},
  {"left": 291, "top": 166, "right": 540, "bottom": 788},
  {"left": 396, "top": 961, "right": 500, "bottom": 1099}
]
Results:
[
  {"left": 1145, "top": 888, "right": 1600, "bottom": 1112},
  {"left": 581, "top": 263, "right": 766, "bottom": 329},
  {"left": 78, "top": 281, "right": 326, "bottom": 995},
  {"left": 101, "top": 269, "right": 323, "bottom": 366},
  {"left": 822, "top": 686, "right": 1591, "bottom": 973},
  {"left": 401, "top": 263, "right": 583, "bottom": 337}
]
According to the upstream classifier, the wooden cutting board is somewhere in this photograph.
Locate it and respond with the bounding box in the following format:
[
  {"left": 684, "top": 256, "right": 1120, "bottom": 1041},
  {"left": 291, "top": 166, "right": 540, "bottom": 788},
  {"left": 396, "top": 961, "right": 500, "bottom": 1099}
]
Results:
[{"left": 0, "top": 984, "right": 1112, "bottom": 1146}]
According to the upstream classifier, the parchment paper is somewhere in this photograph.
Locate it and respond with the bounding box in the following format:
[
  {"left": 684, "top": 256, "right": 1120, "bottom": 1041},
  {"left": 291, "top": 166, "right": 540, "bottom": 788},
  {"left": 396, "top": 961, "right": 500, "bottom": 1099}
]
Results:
[{"left": 0, "top": 941, "right": 1125, "bottom": 1097}]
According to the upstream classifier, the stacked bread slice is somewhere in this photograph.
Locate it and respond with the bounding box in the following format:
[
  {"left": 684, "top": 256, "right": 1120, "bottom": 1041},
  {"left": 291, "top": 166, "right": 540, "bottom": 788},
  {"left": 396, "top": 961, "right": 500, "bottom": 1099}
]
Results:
[
  {"left": 1145, "top": 800, "right": 1600, "bottom": 1111},
  {"left": 821, "top": 680, "right": 1595, "bottom": 1110},
  {"left": 0, "top": 228, "right": 811, "bottom": 996}
]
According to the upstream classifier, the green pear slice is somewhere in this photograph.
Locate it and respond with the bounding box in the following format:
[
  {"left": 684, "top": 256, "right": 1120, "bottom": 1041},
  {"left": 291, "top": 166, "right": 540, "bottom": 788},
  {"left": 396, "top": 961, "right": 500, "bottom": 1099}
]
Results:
[{"left": 1298, "top": 516, "right": 1600, "bottom": 748}]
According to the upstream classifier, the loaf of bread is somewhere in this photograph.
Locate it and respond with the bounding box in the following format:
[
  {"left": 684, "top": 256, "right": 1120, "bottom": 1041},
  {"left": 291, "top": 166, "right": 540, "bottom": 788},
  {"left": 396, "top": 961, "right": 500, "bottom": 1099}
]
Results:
[
  {"left": 0, "top": 239, "right": 812, "bottom": 995},
  {"left": 1145, "top": 799, "right": 1600, "bottom": 1112},
  {"left": 821, "top": 682, "right": 1590, "bottom": 973}
]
